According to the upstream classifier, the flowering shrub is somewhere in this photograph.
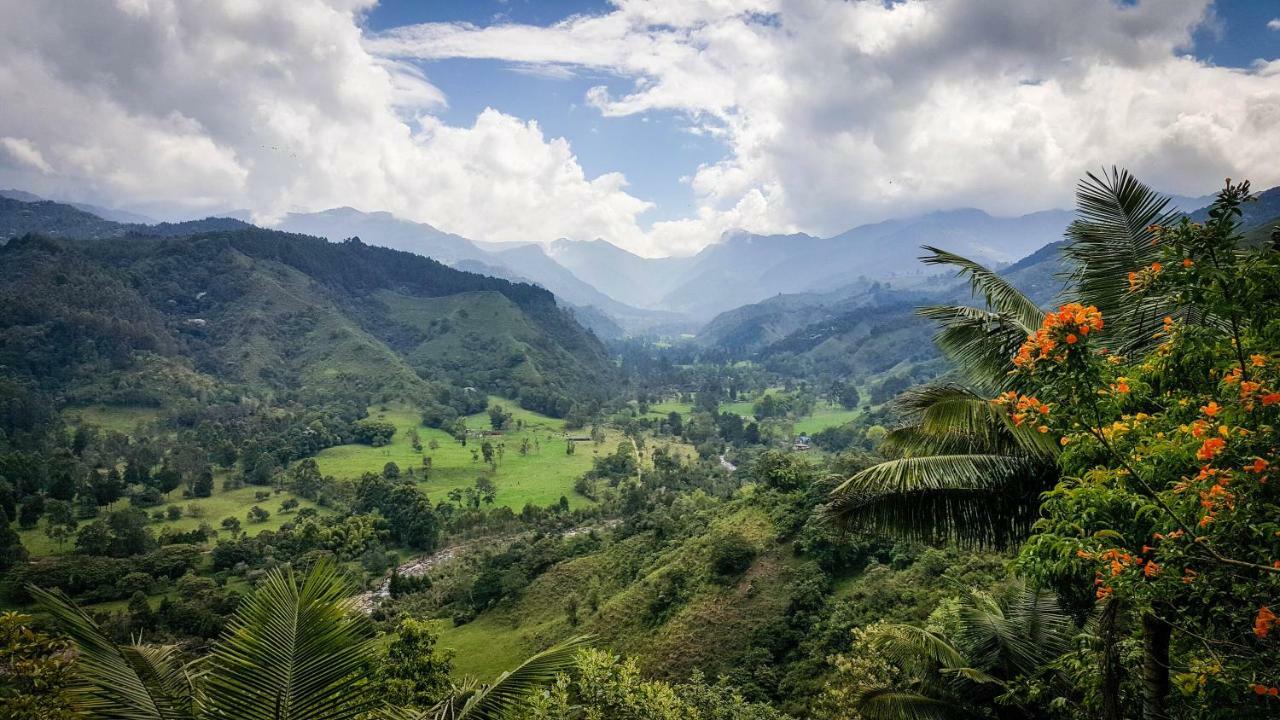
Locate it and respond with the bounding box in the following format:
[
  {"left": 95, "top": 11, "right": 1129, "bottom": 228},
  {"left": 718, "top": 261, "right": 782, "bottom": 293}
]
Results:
[{"left": 1012, "top": 180, "right": 1280, "bottom": 711}]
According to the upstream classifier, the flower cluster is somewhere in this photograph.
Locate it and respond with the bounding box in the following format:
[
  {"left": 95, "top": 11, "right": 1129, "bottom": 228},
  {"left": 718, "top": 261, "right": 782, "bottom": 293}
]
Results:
[
  {"left": 1128, "top": 262, "right": 1163, "bottom": 292},
  {"left": 1013, "top": 303, "right": 1104, "bottom": 369},
  {"left": 1257, "top": 606, "right": 1277, "bottom": 639},
  {"left": 993, "top": 391, "right": 1050, "bottom": 431}
]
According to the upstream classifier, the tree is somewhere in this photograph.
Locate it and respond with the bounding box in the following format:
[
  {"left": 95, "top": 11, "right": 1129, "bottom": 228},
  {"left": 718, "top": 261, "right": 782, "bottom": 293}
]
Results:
[
  {"left": 92, "top": 468, "right": 124, "bottom": 506},
  {"left": 34, "top": 559, "right": 385, "bottom": 720},
  {"left": 191, "top": 468, "right": 214, "bottom": 498},
  {"left": 488, "top": 404, "right": 512, "bottom": 431},
  {"left": 378, "top": 618, "right": 455, "bottom": 709},
  {"left": 221, "top": 516, "right": 242, "bottom": 535},
  {"left": 832, "top": 380, "right": 861, "bottom": 409},
  {"left": 279, "top": 497, "right": 299, "bottom": 514},
  {"left": 383, "top": 461, "right": 401, "bottom": 479},
  {"left": 0, "top": 612, "right": 77, "bottom": 720},
  {"left": 1016, "top": 180, "right": 1280, "bottom": 715},
  {"left": 0, "top": 508, "right": 28, "bottom": 571},
  {"left": 826, "top": 170, "right": 1172, "bottom": 548},
  {"left": 289, "top": 459, "right": 323, "bottom": 499},
  {"left": 475, "top": 476, "right": 496, "bottom": 506},
  {"left": 246, "top": 505, "right": 270, "bottom": 523},
  {"left": 827, "top": 583, "right": 1073, "bottom": 719},
  {"left": 43, "top": 498, "right": 78, "bottom": 549},
  {"left": 353, "top": 417, "right": 397, "bottom": 446},
  {"left": 17, "top": 494, "right": 43, "bottom": 529},
  {"left": 481, "top": 441, "right": 495, "bottom": 466}
]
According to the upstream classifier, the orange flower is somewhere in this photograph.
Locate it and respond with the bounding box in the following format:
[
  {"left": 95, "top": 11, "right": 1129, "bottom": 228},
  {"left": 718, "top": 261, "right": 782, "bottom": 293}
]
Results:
[
  {"left": 1256, "top": 606, "right": 1277, "bottom": 639},
  {"left": 1246, "top": 458, "right": 1269, "bottom": 474},
  {"left": 1196, "top": 438, "right": 1226, "bottom": 461},
  {"left": 1251, "top": 353, "right": 1267, "bottom": 368},
  {"left": 1182, "top": 258, "right": 1194, "bottom": 268},
  {"left": 1262, "top": 393, "right": 1280, "bottom": 407},
  {"left": 1143, "top": 561, "right": 1160, "bottom": 578},
  {"left": 1066, "top": 333, "right": 1078, "bottom": 344},
  {"left": 1202, "top": 401, "right": 1220, "bottom": 417},
  {"left": 1151, "top": 261, "right": 1162, "bottom": 273}
]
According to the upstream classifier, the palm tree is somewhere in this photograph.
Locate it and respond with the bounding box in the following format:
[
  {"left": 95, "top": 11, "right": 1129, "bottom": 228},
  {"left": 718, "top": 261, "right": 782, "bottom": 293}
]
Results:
[
  {"left": 826, "top": 168, "right": 1183, "bottom": 719},
  {"left": 32, "top": 561, "right": 587, "bottom": 720},
  {"left": 851, "top": 583, "right": 1073, "bottom": 720},
  {"left": 827, "top": 168, "right": 1173, "bottom": 548},
  {"left": 825, "top": 248, "right": 1057, "bottom": 547}
]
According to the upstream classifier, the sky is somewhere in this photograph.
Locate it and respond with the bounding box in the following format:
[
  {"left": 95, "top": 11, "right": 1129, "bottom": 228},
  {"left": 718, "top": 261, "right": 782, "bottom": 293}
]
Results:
[{"left": 0, "top": 1, "right": 1278, "bottom": 257}]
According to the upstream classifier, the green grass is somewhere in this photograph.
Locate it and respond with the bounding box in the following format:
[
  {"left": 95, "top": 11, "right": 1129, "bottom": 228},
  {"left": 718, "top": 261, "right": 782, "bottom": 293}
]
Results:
[
  {"left": 62, "top": 405, "right": 162, "bottom": 434},
  {"left": 433, "top": 616, "right": 541, "bottom": 679},
  {"left": 646, "top": 393, "right": 859, "bottom": 434},
  {"left": 313, "top": 401, "right": 616, "bottom": 510},
  {"left": 16, "top": 479, "right": 330, "bottom": 557},
  {"left": 793, "top": 402, "right": 862, "bottom": 434}
]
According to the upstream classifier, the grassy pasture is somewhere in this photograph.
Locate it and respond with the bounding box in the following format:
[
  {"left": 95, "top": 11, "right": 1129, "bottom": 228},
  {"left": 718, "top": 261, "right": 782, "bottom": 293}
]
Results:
[{"left": 313, "top": 400, "right": 615, "bottom": 510}]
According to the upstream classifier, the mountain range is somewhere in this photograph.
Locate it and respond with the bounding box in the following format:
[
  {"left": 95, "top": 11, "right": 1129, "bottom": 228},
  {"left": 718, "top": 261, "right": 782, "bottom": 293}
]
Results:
[{"left": 6, "top": 185, "right": 1277, "bottom": 345}]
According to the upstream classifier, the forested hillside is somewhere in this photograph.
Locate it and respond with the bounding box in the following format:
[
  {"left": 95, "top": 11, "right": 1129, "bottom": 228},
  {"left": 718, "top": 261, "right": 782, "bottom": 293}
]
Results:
[{"left": 0, "top": 200, "right": 614, "bottom": 420}]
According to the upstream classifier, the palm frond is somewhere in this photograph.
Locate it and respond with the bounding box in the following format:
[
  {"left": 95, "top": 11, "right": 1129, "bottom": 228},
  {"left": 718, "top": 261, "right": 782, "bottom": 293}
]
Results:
[
  {"left": 956, "top": 584, "right": 1072, "bottom": 678},
  {"left": 826, "top": 454, "right": 1049, "bottom": 547},
  {"left": 31, "top": 586, "right": 194, "bottom": 720},
  {"left": 921, "top": 246, "right": 1045, "bottom": 332},
  {"left": 433, "top": 636, "right": 591, "bottom": 720},
  {"left": 853, "top": 688, "right": 972, "bottom": 720},
  {"left": 886, "top": 384, "right": 1057, "bottom": 460},
  {"left": 1064, "top": 167, "right": 1180, "bottom": 349},
  {"left": 202, "top": 559, "right": 381, "bottom": 720},
  {"left": 916, "top": 306, "right": 1029, "bottom": 390},
  {"left": 867, "top": 624, "right": 970, "bottom": 673}
]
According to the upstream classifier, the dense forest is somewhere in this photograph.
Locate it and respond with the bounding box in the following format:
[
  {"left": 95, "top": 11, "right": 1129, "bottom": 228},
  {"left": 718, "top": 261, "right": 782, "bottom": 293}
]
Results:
[{"left": 3, "top": 170, "right": 1280, "bottom": 720}]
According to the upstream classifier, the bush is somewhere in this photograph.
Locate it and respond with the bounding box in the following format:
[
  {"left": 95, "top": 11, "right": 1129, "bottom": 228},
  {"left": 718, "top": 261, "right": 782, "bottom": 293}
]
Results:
[{"left": 709, "top": 532, "right": 756, "bottom": 579}]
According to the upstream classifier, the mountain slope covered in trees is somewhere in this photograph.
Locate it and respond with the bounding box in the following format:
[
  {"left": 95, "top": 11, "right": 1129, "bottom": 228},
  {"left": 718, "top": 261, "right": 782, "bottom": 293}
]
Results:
[{"left": 0, "top": 204, "right": 615, "bottom": 418}]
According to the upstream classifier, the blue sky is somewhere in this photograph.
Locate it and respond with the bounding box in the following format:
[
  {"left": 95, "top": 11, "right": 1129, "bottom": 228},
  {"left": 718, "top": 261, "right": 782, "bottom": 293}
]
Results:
[{"left": 361, "top": 0, "right": 725, "bottom": 223}]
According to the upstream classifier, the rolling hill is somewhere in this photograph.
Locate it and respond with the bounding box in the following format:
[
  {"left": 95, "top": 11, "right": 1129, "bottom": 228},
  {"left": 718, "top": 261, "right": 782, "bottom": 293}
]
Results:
[{"left": 0, "top": 200, "right": 616, "bottom": 418}]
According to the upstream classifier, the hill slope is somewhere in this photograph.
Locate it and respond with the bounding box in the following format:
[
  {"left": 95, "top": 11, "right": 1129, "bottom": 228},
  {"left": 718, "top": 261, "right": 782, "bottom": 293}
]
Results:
[{"left": 0, "top": 207, "right": 615, "bottom": 417}]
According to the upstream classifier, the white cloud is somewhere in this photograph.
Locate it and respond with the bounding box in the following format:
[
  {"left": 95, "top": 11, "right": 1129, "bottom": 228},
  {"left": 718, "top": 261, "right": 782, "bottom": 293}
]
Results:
[
  {"left": 373, "top": 0, "right": 1280, "bottom": 250},
  {"left": 2, "top": 0, "right": 1279, "bottom": 257},
  {"left": 0, "top": 0, "right": 656, "bottom": 251},
  {"left": 0, "top": 137, "right": 54, "bottom": 174},
  {"left": 1268, "top": 18, "right": 1280, "bottom": 31}
]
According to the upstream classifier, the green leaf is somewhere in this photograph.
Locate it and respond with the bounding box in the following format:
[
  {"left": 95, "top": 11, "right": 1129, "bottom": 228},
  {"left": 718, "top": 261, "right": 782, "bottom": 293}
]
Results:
[{"left": 201, "top": 558, "right": 382, "bottom": 720}]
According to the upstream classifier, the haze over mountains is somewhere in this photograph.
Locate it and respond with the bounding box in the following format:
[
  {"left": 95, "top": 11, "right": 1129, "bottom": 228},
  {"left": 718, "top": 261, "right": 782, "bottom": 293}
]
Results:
[
  {"left": 6, "top": 185, "right": 1275, "bottom": 345},
  {"left": 272, "top": 201, "right": 1088, "bottom": 324}
]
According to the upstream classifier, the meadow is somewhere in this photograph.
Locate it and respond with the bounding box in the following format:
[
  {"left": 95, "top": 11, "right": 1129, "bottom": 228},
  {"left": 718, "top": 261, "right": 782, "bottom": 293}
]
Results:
[
  {"left": 313, "top": 399, "right": 616, "bottom": 511},
  {"left": 646, "top": 393, "right": 861, "bottom": 435}
]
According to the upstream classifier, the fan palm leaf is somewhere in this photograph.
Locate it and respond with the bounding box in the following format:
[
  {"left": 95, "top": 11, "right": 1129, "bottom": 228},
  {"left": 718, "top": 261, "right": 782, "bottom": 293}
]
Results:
[
  {"left": 31, "top": 586, "right": 195, "bottom": 720},
  {"left": 201, "top": 559, "right": 381, "bottom": 720}
]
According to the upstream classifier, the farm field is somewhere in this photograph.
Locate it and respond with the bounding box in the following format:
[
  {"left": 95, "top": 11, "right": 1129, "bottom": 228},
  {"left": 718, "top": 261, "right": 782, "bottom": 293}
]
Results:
[{"left": 313, "top": 399, "right": 616, "bottom": 510}]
